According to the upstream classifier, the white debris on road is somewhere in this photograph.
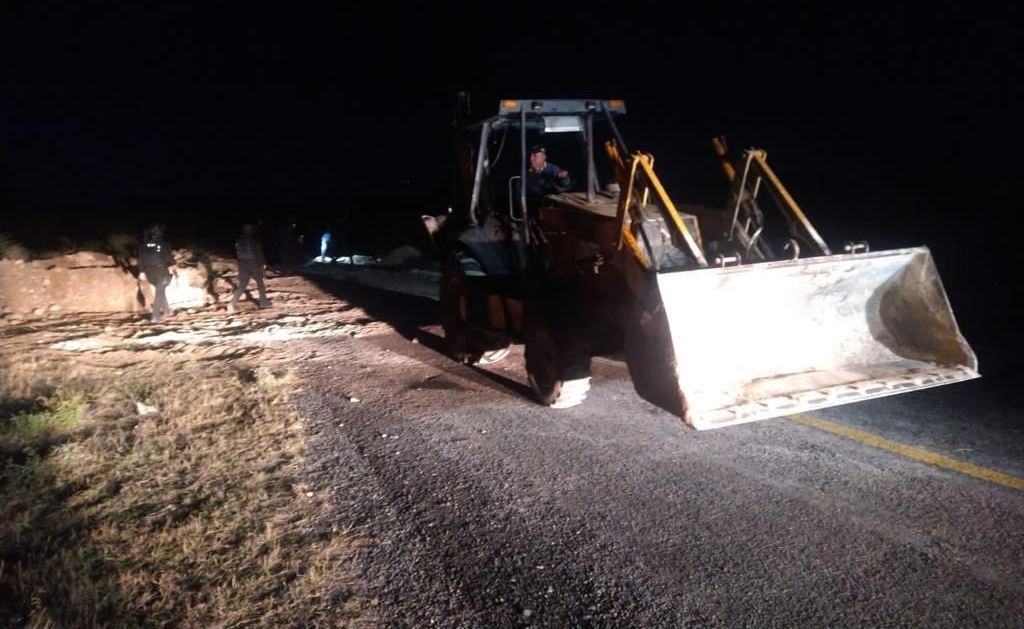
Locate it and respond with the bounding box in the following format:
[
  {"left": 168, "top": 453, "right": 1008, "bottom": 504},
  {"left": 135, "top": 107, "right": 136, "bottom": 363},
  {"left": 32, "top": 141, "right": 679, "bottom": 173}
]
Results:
[{"left": 8, "top": 274, "right": 394, "bottom": 366}]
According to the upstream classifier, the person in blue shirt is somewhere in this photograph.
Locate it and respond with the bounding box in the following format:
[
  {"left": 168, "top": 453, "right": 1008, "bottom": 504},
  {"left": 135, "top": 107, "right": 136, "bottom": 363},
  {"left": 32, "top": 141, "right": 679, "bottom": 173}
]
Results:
[
  {"left": 525, "top": 145, "right": 573, "bottom": 196},
  {"left": 320, "top": 231, "right": 332, "bottom": 260}
]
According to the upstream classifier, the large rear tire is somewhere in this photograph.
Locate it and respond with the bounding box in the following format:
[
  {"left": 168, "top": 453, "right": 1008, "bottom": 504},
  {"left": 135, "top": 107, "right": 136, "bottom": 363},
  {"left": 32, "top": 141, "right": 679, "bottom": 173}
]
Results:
[{"left": 524, "top": 299, "right": 590, "bottom": 409}]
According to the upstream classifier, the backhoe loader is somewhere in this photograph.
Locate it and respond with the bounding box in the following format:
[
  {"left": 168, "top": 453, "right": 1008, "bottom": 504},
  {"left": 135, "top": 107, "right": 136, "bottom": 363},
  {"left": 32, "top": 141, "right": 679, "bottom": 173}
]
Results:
[{"left": 426, "top": 98, "right": 978, "bottom": 429}]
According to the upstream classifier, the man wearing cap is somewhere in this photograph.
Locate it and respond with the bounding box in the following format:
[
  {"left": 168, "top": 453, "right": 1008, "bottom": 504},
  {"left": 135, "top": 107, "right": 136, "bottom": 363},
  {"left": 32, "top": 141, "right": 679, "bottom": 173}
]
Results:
[{"left": 526, "top": 145, "right": 573, "bottom": 196}]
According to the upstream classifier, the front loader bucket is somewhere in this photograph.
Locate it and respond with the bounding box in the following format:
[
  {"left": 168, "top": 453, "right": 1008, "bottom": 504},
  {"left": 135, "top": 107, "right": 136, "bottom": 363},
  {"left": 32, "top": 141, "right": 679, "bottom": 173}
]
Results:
[{"left": 625, "top": 247, "right": 979, "bottom": 430}]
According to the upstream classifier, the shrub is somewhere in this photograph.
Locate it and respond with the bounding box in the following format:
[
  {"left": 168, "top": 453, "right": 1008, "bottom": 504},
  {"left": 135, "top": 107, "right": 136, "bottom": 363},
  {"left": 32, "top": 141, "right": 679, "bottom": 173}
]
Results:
[{"left": 0, "top": 232, "right": 30, "bottom": 261}]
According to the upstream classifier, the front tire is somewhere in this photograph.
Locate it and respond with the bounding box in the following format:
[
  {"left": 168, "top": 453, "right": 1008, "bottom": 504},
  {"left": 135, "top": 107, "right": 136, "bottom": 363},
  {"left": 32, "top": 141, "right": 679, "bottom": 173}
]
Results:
[{"left": 440, "top": 252, "right": 511, "bottom": 365}]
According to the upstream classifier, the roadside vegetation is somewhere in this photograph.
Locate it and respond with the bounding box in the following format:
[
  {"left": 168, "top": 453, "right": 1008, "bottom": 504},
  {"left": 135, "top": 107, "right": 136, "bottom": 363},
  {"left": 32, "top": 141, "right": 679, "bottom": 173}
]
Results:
[{"left": 0, "top": 357, "right": 371, "bottom": 627}]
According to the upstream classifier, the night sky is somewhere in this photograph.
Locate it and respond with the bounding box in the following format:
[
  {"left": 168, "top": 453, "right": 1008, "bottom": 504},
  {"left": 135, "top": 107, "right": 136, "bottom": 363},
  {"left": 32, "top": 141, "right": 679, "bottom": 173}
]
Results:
[{"left": 2, "top": 2, "right": 1021, "bottom": 374}]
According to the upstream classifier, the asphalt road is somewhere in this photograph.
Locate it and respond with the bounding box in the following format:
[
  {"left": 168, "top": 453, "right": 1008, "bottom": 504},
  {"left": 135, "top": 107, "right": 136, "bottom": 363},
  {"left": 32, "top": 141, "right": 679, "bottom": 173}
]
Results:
[{"left": 294, "top": 280, "right": 1024, "bottom": 628}]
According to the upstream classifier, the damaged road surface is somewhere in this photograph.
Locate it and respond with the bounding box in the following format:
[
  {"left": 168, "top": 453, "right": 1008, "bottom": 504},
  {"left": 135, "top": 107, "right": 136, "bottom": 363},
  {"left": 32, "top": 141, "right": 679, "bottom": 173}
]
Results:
[{"left": 294, "top": 277, "right": 1024, "bottom": 628}]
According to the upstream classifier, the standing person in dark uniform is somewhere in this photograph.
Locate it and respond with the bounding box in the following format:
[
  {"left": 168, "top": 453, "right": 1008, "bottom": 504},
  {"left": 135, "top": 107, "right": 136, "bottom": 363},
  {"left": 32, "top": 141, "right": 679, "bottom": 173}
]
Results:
[
  {"left": 228, "top": 223, "right": 270, "bottom": 313},
  {"left": 137, "top": 224, "right": 177, "bottom": 323},
  {"left": 278, "top": 214, "right": 300, "bottom": 266}
]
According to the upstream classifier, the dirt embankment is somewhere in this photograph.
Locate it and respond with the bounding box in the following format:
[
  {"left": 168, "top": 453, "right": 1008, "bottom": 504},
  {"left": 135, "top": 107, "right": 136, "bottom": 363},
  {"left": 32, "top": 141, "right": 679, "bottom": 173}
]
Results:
[{"left": 0, "top": 250, "right": 230, "bottom": 324}]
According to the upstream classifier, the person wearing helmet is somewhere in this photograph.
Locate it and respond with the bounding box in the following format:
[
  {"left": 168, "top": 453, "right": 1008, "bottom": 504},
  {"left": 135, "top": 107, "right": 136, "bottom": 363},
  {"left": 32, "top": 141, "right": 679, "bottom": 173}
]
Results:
[
  {"left": 525, "top": 145, "right": 573, "bottom": 196},
  {"left": 137, "top": 223, "right": 177, "bottom": 323},
  {"left": 228, "top": 223, "right": 270, "bottom": 313}
]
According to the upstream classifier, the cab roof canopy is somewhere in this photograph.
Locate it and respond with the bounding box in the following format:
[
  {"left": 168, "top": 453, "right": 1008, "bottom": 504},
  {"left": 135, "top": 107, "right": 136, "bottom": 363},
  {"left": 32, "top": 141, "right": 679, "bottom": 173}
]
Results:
[{"left": 465, "top": 99, "right": 626, "bottom": 132}]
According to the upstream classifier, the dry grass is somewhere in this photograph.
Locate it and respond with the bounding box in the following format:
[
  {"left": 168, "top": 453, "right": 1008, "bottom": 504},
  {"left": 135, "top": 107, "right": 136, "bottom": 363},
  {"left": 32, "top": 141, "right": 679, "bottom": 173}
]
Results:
[{"left": 0, "top": 357, "right": 372, "bottom": 628}]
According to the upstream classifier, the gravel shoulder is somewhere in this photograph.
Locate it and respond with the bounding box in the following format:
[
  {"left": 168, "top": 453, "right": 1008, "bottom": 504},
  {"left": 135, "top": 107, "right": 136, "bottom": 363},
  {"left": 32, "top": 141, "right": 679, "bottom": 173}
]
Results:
[{"left": 293, "top": 311, "right": 1024, "bottom": 628}]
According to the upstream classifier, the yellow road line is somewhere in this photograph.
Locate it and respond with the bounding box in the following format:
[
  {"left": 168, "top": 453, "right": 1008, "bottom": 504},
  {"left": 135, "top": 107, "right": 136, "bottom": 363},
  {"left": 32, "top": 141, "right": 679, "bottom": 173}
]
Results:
[{"left": 789, "top": 413, "right": 1024, "bottom": 492}]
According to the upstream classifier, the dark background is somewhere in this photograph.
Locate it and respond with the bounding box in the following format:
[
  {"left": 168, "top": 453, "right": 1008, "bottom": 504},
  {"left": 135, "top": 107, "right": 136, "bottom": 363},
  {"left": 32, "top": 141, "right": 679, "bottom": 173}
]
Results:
[{"left": 1, "top": 2, "right": 1020, "bottom": 378}]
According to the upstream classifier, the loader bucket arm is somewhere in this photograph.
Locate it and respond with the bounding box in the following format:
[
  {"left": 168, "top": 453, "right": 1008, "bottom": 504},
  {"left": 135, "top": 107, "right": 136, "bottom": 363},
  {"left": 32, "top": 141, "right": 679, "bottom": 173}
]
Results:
[
  {"left": 605, "top": 141, "right": 708, "bottom": 269},
  {"left": 745, "top": 149, "right": 831, "bottom": 256}
]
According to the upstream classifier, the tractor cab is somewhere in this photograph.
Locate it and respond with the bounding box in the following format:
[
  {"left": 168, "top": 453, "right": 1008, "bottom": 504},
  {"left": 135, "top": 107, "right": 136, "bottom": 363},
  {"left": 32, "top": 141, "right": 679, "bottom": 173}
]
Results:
[{"left": 452, "top": 99, "right": 629, "bottom": 277}]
